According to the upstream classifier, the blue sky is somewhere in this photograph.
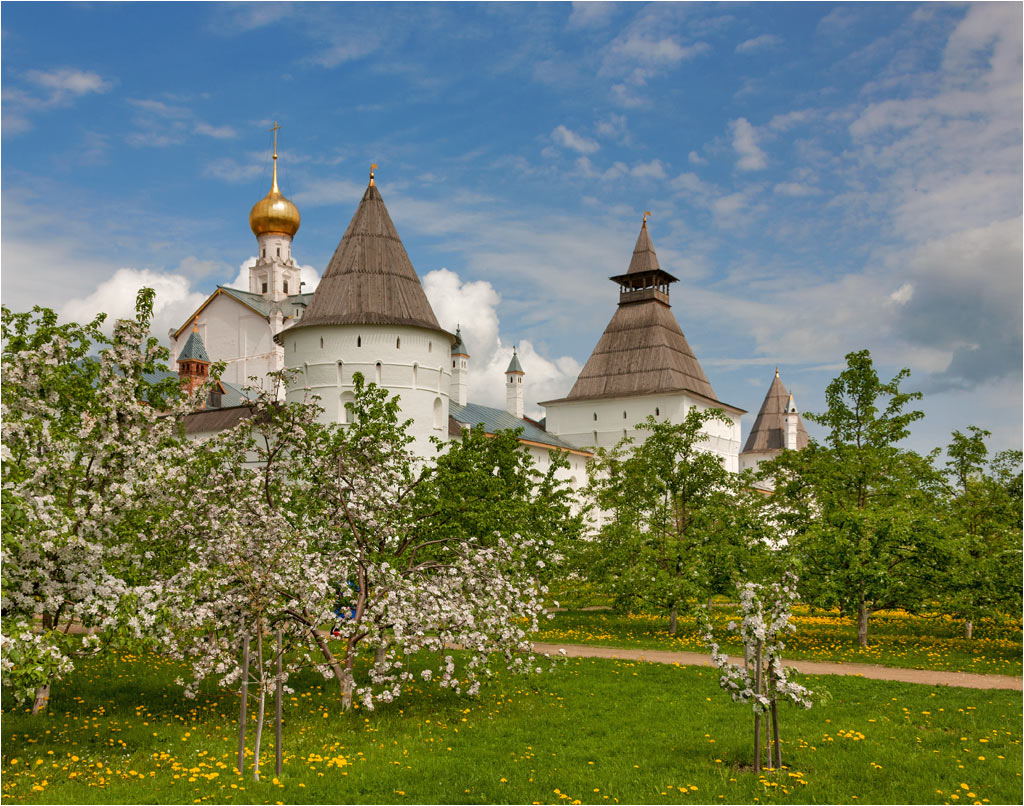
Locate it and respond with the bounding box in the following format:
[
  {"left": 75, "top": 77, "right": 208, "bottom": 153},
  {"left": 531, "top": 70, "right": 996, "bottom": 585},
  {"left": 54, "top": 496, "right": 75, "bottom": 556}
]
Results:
[{"left": 2, "top": 2, "right": 1021, "bottom": 455}]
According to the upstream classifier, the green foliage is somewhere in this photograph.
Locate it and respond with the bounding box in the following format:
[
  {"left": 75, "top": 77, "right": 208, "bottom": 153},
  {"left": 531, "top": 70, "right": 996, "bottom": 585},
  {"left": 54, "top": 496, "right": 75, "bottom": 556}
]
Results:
[
  {"left": 764, "top": 350, "right": 945, "bottom": 645},
  {"left": 583, "top": 408, "right": 761, "bottom": 623},
  {"left": 941, "top": 427, "right": 1023, "bottom": 627}
]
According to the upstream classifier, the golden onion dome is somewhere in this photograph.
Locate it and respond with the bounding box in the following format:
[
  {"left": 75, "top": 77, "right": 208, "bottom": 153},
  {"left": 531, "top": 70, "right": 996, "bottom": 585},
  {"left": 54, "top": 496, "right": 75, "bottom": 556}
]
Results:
[{"left": 249, "top": 139, "right": 300, "bottom": 238}]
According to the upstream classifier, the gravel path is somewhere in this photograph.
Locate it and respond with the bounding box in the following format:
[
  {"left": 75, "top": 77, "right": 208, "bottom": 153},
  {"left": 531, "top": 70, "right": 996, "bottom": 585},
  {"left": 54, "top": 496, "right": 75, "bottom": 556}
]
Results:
[{"left": 531, "top": 641, "right": 1023, "bottom": 691}]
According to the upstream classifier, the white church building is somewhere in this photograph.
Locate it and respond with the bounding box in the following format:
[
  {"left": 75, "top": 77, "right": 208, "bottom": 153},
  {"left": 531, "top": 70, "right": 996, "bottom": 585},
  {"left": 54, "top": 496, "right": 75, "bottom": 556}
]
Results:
[{"left": 173, "top": 139, "right": 807, "bottom": 484}]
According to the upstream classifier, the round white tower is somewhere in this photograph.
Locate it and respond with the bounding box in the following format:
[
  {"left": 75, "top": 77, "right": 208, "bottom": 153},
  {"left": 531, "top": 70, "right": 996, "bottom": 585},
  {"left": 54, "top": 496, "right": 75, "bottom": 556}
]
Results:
[{"left": 281, "top": 166, "right": 454, "bottom": 456}]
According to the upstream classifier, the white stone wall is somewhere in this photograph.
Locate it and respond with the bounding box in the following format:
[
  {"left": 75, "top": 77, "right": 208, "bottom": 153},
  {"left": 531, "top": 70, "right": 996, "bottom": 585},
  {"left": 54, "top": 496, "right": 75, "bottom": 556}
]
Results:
[
  {"left": 543, "top": 391, "right": 742, "bottom": 472},
  {"left": 739, "top": 450, "right": 778, "bottom": 491},
  {"left": 283, "top": 323, "right": 453, "bottom": 457},
  {"left": 169, "top": 294, "right": 280, "bottom": 394}
]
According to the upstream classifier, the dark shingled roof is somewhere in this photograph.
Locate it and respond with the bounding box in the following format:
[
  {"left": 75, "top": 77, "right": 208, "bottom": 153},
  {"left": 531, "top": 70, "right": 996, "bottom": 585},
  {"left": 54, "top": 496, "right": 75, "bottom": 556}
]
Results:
[
  {"left": 548, "top": 221, "right": 735, "bottom": 408},
  {"left": 291, "top": 181, "right": 445, "bottom": 334},
  {"left": 183, "top": 405, "right": 257, "bottom": 434},
  {"left": 741, "top": 371, "right": 810, "bottom": 454},
  {"left": 450, "top": 402, "right": 587, "bottom": 453}
]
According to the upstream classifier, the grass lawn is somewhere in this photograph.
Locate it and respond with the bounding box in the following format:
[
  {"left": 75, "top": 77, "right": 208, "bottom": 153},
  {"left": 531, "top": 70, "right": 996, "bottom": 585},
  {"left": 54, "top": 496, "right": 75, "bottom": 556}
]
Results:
[
  {"left": 534, "top": 596, "right": 1022, "bottom": 676},
  {"left": 2, "top": 650, "right": 1021, "bottom": 804}
]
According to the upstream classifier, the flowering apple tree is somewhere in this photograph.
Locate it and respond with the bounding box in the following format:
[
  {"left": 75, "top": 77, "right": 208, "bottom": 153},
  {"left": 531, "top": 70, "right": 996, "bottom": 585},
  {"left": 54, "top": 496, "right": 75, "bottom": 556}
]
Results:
[
  {"left": 1, "top": 290, "right": 198, "bottom": 713},
  {"left": 698, "top": 572, "right": 813, "bottom": 772}
]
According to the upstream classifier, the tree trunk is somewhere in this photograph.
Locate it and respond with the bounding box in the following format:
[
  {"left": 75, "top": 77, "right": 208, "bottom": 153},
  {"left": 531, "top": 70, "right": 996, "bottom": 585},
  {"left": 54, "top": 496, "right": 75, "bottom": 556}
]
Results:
[
  {"left": 307, "top": 624, "right": 347, "bottom": 704},
  {"left": 275, "top": 630, "right": 283, "bottom": 777},
  {"left": 753, "top": 640, "right": 763, "bottom": 773},
  {"left": 770, "top": 668, "right": 782, "bottom": 769},
  {"left": 669, "top": 607, "right": 678, "bottom": 635},
  {"left": 31, "top": 612, "right": 55, "bottom": 715},
  {"left": 341, "top": 640, "right": 357, "bottom": 711},
  {"left": 237, "top": 634, "right": 249, "bottom": 775},
  {"left": 965, "top": 620, "right": 974, "bottom": 640},
  {"left": 706, "top": 595, "right": 713, "bottom": 613},
  {"left": 31, "top": 684, "right": 51, "bottom": 716},
  {"left": 253, "top": 687, "right": 266, "bottom": 781},
  {"left": 857, "top": 599, "right": 869, "bottom": 648},
  {"left": 374, "top": 642, "right": 387, "bottom": 667}
]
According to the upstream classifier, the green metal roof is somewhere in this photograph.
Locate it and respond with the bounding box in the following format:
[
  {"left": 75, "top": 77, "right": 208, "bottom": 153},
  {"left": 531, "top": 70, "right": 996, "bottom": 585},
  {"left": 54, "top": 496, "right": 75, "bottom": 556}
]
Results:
[
  {"left": 449, "top": 402, "right": 583, "bottom": 453},
  {"left": 177, "top": 329, "right": 210, "bottom": 362},
  {"left": 505, "top": 349, "right": 523, "bottom": 374},
  {"left": 451, "top": 326, "right": 469, "bottom": 356}
]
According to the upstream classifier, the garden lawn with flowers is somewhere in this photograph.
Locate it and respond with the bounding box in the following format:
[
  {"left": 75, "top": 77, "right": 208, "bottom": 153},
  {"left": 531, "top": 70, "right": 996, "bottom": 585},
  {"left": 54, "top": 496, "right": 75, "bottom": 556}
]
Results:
[
  {"left": 534, "top": 599, "right": 1023, "bottom": 676},
  {"left": 2, "top": 648, "right": 1021, "bottom": 805}
]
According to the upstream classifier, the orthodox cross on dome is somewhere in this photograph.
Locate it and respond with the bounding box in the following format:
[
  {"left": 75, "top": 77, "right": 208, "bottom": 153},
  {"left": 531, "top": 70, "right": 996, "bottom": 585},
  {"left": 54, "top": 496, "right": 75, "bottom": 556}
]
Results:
[{"left": 269, "top": 121, "right": 281, "bottom": 190}]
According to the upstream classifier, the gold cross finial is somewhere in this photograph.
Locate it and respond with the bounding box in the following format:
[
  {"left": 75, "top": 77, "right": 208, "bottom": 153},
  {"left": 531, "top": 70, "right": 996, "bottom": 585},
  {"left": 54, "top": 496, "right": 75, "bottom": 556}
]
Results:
[
  {"left": 268, "top": 121, "right": 282, "bottom": 192},
  {"left": 643, "top": 210, "right": 652, "bottom": 226},
  {"left": 370, "top": 163, "right": 378, "bottom": 186}
]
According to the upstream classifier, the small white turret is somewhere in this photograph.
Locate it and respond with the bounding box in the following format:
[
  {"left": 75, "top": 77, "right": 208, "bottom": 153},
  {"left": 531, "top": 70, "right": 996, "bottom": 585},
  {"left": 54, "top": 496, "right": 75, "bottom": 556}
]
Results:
[
  {"left": 451, "top": 325, "right": 469, "bottom": 407},
  {"left": 784, "top": 392, "right": 799, "bottom": 451},
  {"left": 505, "top": 347, "right": 524, "bottom": 419}
]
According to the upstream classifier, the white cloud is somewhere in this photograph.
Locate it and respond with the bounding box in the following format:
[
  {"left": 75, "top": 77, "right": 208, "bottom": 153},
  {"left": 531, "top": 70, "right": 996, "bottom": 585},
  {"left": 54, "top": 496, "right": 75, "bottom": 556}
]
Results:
[
  {"left": 630, "top": 159, "right": 666, "bottom": 179},
  {"left": 595, "top": 113, "right": 628, "bottom": 142},
  {"left": 729, "top": 117, "right": 767, "bottom": 171},
  {"left": 889, "top": 283, "right": 914, "bottom": 305},
  {"left": 552, "top": 124, "right": 600, "bottom": 154},
  {"left": 60, "top": 268, "right": 208, "bottom": 342},
  {"left": 735, "top": 34, "right": 782, "bottom": 54},
  {"left": 3, "top": 68, "right": 112, "bottom": 134},
  {"left": 194, "top": 121, "right": 237, "bottom": 139},
  {"left": 422, "top": 268, "right": 581, "bottom": 415},
  {"left": 568, "top": 2, "right": 617, "bottom": 29},
  {"left": 26, "top": 68, "right": 112, "bottom": 99},
  {"left": 688, "top": 150, "right": 706, "bottom": 165}
]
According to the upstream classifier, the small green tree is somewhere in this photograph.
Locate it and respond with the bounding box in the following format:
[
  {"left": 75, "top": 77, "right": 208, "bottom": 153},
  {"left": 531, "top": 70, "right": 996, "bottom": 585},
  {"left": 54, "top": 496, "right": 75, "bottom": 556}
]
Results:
[
  {"left": 585, "top": 408, "right": 755, "bottom": 633},
  {"left": 941, "top": 427, "right": 1023, "bottom": 637},
  {"left": 764, "top": 350, "right": 944, "bottom": 647}
]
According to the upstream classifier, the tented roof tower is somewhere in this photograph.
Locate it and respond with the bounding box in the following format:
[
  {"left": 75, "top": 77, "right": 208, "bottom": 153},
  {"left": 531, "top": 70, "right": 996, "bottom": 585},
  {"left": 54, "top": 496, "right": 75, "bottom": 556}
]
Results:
[
  {"left": 293, "top": 168, "right": 444, "bottom": 334},
  {"left": 741, "top": 369, "right": 810, "bottom": 453},
  {"left": 556, "top": 217, "right": 721, "bottom": 404}
]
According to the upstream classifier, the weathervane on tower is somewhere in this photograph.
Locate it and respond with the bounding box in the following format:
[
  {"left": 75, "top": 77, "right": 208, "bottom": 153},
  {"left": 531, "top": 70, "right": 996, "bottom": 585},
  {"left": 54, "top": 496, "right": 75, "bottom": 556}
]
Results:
[
  {"left": 370, "top": 163, "right": 378, "bottom": 186},
  {"left": 642, "top": 210, "right": 652, "bottom": 226}
]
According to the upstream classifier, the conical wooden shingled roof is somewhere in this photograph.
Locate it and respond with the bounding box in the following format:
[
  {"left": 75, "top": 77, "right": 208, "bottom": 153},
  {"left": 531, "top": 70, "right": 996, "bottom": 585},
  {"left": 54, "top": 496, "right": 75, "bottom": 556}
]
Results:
[
  {"left": 559, "top": 222, "right": 719, "bottom": 403},
  {"left": 626, "top": 221, "right": 661, "bottom": 274},
  {"left": 295, "top": 180, "right": 444, "bottom": 333},
  {"left": 741, "top": 371, "right": 810, "bottom": 453}
]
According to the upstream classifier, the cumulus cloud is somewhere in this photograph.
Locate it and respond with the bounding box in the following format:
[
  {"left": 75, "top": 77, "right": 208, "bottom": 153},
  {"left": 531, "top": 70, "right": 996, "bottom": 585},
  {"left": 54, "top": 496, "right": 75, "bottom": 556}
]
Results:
[
  {"left": 568, "top": 1, "right": 617, "bottom": 29},
  {"left": 730, "top": 117, "right": 767, "bottom": 171},
  {"left": 422, "top": 268, "right": 582, "bottom": 416},
  {"left": 59, "top": 268, "right": 208, "bottom": 341},
  {"left": 552, "top": 124, "right": 600, "bottom": 154}
]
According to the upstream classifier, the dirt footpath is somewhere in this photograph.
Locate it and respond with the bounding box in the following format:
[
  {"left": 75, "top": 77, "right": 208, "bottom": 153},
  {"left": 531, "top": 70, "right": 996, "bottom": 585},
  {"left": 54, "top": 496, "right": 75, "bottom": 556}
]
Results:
[{"left": 531, "top": 641, "right": 1023, "bottom": 691}]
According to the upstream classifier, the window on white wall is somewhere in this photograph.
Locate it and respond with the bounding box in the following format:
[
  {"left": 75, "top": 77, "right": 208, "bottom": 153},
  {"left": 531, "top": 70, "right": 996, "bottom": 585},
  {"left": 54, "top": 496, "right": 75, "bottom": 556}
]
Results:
[
  {"left": 412, "top": 363, "right": 419, "bottom": 389},
  {"left": 433, "top": 397, "right": 443, "bottom": 429},
  {"left": 375, "top": 362, "right": 382, "bottom": 385}
]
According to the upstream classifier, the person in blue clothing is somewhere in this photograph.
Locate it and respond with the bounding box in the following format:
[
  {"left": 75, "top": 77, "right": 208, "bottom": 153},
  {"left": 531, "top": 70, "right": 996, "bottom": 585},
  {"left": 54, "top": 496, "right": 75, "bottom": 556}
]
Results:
[{"left": 330, "top": 580, "right": 359, "bottom": 637}]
